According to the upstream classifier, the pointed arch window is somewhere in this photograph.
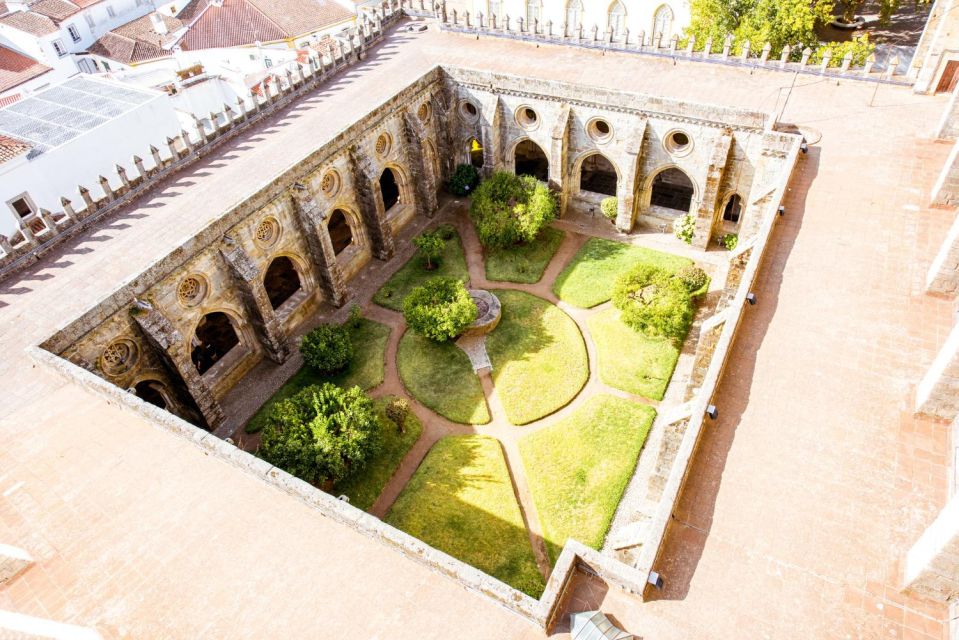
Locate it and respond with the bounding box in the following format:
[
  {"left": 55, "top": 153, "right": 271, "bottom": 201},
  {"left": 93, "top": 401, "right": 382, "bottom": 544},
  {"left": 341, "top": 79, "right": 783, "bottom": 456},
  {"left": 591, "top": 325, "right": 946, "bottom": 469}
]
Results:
[
  {"left": 653, "top": 4, "right": 674, "bottom": 39},
  {"left": 566, "top": 0, "right": 583, "bottom": 30},
  {"left": 608, "top": 0, "right": 626, "bottom": 36}
]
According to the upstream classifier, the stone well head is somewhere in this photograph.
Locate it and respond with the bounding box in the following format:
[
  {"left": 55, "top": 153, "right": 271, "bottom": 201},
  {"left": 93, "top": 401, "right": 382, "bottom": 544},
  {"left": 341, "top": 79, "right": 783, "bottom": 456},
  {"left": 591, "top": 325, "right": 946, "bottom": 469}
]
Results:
[{"left": 461, "top": 289, "right": 501, "bottom": 337}]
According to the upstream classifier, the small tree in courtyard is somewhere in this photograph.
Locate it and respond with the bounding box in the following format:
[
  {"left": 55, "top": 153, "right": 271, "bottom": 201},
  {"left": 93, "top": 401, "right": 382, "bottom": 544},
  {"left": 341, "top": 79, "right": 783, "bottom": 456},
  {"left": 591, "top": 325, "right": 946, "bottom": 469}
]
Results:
[
  {"left": 413, "top": 230, "right": 446, "bottom": 270},
  {"left": 470, "top": 171, "right": 557, "bottom": 248},
  {"left": 385, "top": 396, "right": 411, "bottom": 433},
  {"left": 300, "top": 323, "right": 353, "bottom": 374},
  {"left": 448, "top": 163, "right": 480, "bottom": 196},
  {"left": 612, "top": 264, "right": 695, "bottom": 344},
  {"left": 403, "top": 277, "right": 478, "bottom": 342},
  {"left": 260, "top": 383, "right": 382, "bottom": 487}
]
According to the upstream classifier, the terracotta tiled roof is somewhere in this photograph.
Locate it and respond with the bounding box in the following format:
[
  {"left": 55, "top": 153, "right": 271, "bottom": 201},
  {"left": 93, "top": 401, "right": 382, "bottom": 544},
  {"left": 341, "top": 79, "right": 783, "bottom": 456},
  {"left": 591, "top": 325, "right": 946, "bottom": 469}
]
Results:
[
  {"left": 0, "top": 133, "right": 32, "bottom": 164},
  {"left": 179, "top": 0, "right": 352, "bottom": 50},
  {"left": 0, "top": 9, "right": 58, "bottom": 35},
  {"left": 246, "top": 0, "right": 353, "bottom": 37},
  {"left": 29, "top": 0, "right": 80, "bottom": 20},
  {"left": 175, "top": 0, "right": 210, "bottom": 23},
  {"left": 87, "top": 13, "right": 182, "bottom": 64},
  {"left": 0, "top": 45, "right": 51, "bottom": 92}
]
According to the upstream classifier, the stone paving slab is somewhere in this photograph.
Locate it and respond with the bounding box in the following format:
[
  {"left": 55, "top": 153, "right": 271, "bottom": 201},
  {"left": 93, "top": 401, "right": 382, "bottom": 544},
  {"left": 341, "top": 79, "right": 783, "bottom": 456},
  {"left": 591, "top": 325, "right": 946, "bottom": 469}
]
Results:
[{"left": 455, "top": 334, "right": 492, "bottom": 371}]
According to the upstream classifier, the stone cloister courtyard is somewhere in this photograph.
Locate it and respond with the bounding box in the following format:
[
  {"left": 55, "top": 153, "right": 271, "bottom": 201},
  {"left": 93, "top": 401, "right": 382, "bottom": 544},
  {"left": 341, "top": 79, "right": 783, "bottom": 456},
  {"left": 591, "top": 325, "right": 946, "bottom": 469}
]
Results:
[
  {"left": 219, "top": 197, "right": 725, "bottom": 596},
  {"left": 1, "top": 14, "right": 957, "bottom": 640}
]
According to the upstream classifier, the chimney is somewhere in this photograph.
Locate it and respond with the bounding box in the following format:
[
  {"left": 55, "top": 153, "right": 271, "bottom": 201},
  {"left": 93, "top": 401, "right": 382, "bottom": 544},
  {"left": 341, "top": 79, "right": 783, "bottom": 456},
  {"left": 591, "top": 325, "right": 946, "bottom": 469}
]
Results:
[{"left": 150, "top": 13, "right": 168, "bottom": 35}]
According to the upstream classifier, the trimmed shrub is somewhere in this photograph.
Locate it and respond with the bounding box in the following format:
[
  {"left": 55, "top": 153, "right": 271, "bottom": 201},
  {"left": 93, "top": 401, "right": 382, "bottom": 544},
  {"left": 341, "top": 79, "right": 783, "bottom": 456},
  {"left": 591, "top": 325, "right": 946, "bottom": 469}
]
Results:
[
  {"left": 385, "top": 397, "right": 411, "bottom": 432},
  {"left": 470, "top": 171, "right": 557, "bottom": 248},
  {"left": 448, "top": 163, "right": 480, "bottom": 196},
  {"left": 348, "top": 304, "right": 363, "bottom": 329},
  {"left": 676, "top": 265, "right": 708, "bottom": 293},
  {"left": 722, "top": 233, "right": 739, "bottom": 251},
  {"left": 673, "top": 213, "right": 696, "bottom": 245},
  {"left": 300, "top": 323, "right": 353, "bottom": 374},
  {"left": 403, "top": 277, "right": 478, "bottom": 342},
  {"left": 413, "top": 230, "right": 446, "bottom": 270},
  {"left": 600, "top": 196, "right": 618, "bottom": 221},
  {"left": 612, "top": 264, "right": 694, "bottom": 344},
  {"left": 260, "top": 383, "right": 382, "bottom": 486}
]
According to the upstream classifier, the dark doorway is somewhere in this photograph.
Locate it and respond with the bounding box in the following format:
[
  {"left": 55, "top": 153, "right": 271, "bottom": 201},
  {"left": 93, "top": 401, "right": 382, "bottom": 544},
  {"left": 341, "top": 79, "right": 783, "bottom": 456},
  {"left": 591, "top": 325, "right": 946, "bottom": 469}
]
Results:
[
  {"left": 134, "top": 380, "right": 167, "bottom": 409},
  {"left": 191, "top": 311, "right": 240, "bottom": 374},
  {"left": 723, "top": 194, "right": 743, "bottom": 224},
  {"left": 579, "top": 154, "right": 617, "bottom": 196},
  {"left": 379, "top": 168, "right": 400, "bottom": 211},
  {"left": 328, "top": 209, "right": 353, "bottom": 255},
  {"left": 514, "top": 139, "right": 549, "bottom": 181},
  {"left": 650, "top": 168, "right": 694, "bottom": 213},
  {"left": 937, "top": 60, "right": 959, "bottom": 94},
  {"left": 469, "top": 138, "right": 484, "bottom": 168},
  {"left": 264, "top": 256, "right": 301, "bottom": 309}
]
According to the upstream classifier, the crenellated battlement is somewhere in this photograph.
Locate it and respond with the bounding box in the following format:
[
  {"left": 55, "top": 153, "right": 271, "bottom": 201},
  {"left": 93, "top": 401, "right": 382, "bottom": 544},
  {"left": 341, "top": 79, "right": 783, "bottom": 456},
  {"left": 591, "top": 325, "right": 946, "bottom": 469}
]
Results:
[{"left": 0, "top": 1, "right": 404, "bottom": 282}]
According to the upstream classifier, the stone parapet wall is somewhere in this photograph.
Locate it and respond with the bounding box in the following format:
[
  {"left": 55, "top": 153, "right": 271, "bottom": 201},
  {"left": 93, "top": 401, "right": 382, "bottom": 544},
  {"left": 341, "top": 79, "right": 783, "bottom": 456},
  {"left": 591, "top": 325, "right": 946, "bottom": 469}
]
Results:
[
  {"left": 408, "top": 0, "right": 913, "bottom": 86},
  {"left": 0, "top": 5, "right": 404, "bottom": 282}
]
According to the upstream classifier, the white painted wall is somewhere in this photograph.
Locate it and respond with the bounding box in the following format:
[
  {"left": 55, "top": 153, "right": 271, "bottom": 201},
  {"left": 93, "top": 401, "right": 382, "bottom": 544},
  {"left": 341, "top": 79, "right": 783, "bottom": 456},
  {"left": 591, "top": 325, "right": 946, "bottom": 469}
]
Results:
[{"left": 0, "top": 90, "right": 182, "bottom": 237}]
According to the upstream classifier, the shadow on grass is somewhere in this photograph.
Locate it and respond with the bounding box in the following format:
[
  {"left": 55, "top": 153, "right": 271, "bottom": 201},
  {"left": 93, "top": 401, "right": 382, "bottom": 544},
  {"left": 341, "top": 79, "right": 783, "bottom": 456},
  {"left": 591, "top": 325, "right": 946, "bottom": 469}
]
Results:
[{"left": 385, "top": 434, "right": 546, "bottom": 597}]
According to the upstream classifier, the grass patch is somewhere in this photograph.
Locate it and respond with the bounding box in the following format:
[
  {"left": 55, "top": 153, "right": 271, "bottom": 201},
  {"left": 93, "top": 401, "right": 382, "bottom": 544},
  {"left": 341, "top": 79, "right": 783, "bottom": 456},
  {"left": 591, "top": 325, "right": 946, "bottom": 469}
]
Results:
[
  {"left": 334, "top": 396, "right": 423, "bottom": 511},
  {"left": 387, "top": 434, "right": 545, "bottom": 597},
  {"left": 245, "top": 318, "right": 390, "bottom": 433},
  {"left": 484, "top": 227, "right": 564, "bottom": 284},
  {"left": 552, "top": 237, "right": 692, "bottom": 308},
  {"left": 373, "top": 226, "right": 469, "bottom": 311},
  {"left": 486, "top": 290, "right": 588, "bottom": 425},
  {"left": 587, "top": 307, "right": 680, "bottom": 401},
  {"left": 397, "top": 331, "right": 490, "bottom": 424},
  {"left": 519, "top": 394, "right": 655, "bottom": 564}
]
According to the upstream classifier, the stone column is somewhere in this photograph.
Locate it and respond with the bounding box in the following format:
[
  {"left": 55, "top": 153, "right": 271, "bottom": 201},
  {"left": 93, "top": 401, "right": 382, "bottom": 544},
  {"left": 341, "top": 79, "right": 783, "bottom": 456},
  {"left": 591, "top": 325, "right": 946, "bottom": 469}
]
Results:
[
  {"left": 290, "top": 189, "right": 349, "bottom": 306},
  {"left": 615, "top": 118, "right": 647, "bottom": 232},
  {"left": 549, "top": 103, "right": 571, "bottom": 212},
  {"left": 931, "top": 138, "right": 959, "bottom": 207},
  {"left": 132, "top": 302, "right": 226, "bottom": 430},
  {"left": 480, "top": 94, "right": 503, "bottom": 175},
  {"left": 401, "top": 110, "right": 438, "bottom": 216},
  {"left": 926, "top": 211, "right": 959, "bottom": 295},
  {"left": 348, "top": 146, "right": 395, "bottom": 260},
  {"left": 903, "top": 491, "right": 959, "bottom": 600},
  {"left": 218, "top": 237, "right": 292, "bottom": 363},
  {"left": 691, "top": 130, "right": 733, "bottom": 250},
  {"left": 430, "top": 90, "right": 455, "bottom": 182},
  {"left": 740, "top": 133, "right": 793, "bottom": 241}
]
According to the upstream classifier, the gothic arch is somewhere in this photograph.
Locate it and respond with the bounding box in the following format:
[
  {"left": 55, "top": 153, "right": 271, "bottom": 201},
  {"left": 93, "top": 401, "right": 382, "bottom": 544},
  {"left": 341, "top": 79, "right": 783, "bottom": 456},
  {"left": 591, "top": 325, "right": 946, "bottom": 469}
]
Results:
[
  {"left": 133, "top": 378, "right": 172, "bottom": 409},
  {"left": 608, "top": 0, "right": 626, "bottom": 36},
  {"left": 378, "top": 164, "right": 414, "bottom": 215},
  {"left": 190, "top": 309, "right": 245, "bottom": 375},
  {"left": 653, "top": 3, "right": 674, "bottom": 39},
  {"left": 645, "top": 165, "right": 697, "bottom": 214},
  {"left": 510, "top": 137, "right": 549, "bottom": 182},
  {"left": 467, "top": 137, "right": 484, "bottom": 168},
  {"left": 263, "top": 255, "right": 303, "bottom": 310},
  {"left": 565, "top": 0, "right": 583, "bottom": 29},
  {"left": 574, "top": 151, "right": 620, "bottom": 197},
  {"left": 720, "top": 192, "right": 744, "bottom": 225}
]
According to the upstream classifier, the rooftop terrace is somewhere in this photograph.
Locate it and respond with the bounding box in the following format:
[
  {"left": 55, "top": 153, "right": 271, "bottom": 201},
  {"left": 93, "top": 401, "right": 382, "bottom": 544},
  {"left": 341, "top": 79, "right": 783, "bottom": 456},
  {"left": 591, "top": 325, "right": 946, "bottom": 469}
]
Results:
[{"left": 0, "top": 17, "right": 955, "bottom": 639}]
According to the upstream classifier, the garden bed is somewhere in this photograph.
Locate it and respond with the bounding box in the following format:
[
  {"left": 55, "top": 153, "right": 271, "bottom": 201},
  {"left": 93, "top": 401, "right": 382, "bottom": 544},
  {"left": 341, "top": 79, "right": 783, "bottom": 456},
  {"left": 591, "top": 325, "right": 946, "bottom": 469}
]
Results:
[
  {"left": 373, "top": 225, "right": 469, "bottom": 311},
  {"left": 483, "top": 227, "right": 565, "bottom": 284}
]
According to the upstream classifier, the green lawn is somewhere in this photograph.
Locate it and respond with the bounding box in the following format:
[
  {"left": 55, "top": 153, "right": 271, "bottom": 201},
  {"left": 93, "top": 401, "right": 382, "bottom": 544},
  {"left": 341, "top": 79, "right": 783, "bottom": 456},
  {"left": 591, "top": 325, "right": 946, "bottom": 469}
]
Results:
[
  {"left": 245, "top": 318, "right": 390, "bottom": 433},
  {"left": 397, "top": 331, "right": 490, "bottom": 424},
  {"left": 552, "top": 237, "right": 692, "bottom": 308},
  {"left": 519, "top": 395, "right": 656, "bottom": 564},
  {"left": 484, "top": 227, "right": 565, "bottom": 284},
  {"left": 486, "top": 290, "right": 588, "bottom": 425},
  {"left": 386, "top": 435, "right": 545, "bottom": 597},
  {"left": 587, "top": 308, "right": 680, "bottom": 401},
  {"left": 373, "top": 225, "right": 470, "bottom": 311},
  {"left": 334, "top": 396, "right": 423, "bottom": 511}
]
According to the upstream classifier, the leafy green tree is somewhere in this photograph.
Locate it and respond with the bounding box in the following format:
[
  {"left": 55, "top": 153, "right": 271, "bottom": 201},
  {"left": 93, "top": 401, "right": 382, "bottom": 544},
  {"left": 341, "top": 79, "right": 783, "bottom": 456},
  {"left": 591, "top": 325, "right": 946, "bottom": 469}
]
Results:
[
  {"left": 413, "top": 230, "right": 446, "bottom": 270},
  {"left": 684, "top": 0, "right": 831, "bottom": 54},
  {"left": 838, "top": 0, "right": 931, "bottom": 24},
  {"left": 260, "top": 383, "right": 382, "bottom": 486},
  {"left": 612, "top": 264, "right": 695, "bottom": 344},
  {"left": 448, "top": 163, "right": 480, "bottom": 196},
  {"left": 403, "top": 277, "right": 478, "bottom": 342},
  {"left": 470, "top": 171, "right": 557, "bottom": 248},
  {"left": 300, "top": 324, "right": 353, "bottom": 374},
  {"left": 811, "top": 34, "right": 874, "bottom": 66}
]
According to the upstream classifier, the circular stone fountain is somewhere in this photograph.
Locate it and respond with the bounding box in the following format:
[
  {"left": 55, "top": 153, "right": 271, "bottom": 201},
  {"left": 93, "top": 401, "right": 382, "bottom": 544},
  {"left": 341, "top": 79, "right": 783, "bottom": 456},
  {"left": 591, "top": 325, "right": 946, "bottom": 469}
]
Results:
[{"left": 461, "top": 289, "right": 501, "bottom": 337}]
